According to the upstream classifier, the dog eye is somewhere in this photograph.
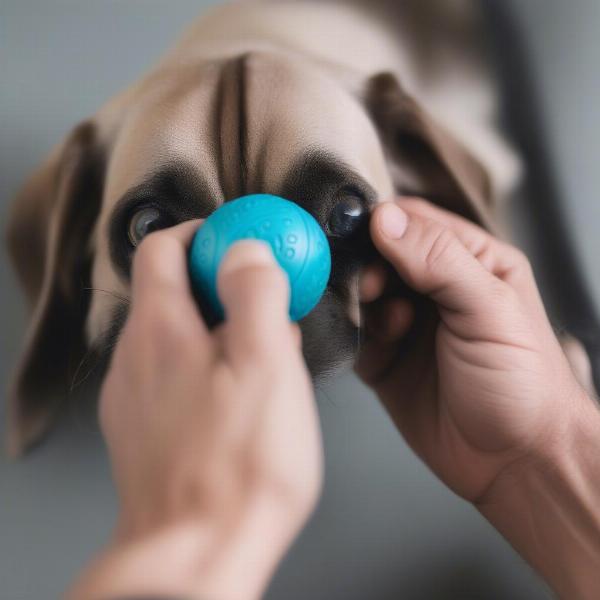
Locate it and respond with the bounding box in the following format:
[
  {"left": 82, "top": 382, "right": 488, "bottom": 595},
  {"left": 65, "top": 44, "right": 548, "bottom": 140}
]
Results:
[
  {"left": 328, "top": 194, "right": 366, "bottom": 237},
  {"left": 127, "top": 206, "right": 169, "bottom": 247}
]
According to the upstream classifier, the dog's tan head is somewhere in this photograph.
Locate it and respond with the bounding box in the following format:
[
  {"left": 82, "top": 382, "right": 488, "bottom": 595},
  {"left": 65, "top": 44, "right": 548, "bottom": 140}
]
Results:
[{"left": 6, "top": 46, "right": 492, "bottom": 454}]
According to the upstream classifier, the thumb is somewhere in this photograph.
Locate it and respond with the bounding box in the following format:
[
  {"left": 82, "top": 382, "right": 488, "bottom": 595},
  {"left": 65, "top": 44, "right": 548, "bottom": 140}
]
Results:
[
  {"left": 370, "top": 202, "right": 506, "bottom": 315},
  {"left": 218, "top": 240, "right": 298, "bottom": 364}
]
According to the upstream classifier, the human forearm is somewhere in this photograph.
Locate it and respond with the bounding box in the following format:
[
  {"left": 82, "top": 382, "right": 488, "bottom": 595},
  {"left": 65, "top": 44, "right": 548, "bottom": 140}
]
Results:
[
  {"left": 477, "top": 390, "right": 600, "bottom": 600},
  {"left": 67, "top": 494, "right": 297, "bottom": 600}
]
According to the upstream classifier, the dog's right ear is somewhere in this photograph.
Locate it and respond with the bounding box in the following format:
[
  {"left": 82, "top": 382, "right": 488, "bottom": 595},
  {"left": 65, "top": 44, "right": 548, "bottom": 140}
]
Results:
[{"left": 5, "top": 121, "right": 105, "bottom": 456}]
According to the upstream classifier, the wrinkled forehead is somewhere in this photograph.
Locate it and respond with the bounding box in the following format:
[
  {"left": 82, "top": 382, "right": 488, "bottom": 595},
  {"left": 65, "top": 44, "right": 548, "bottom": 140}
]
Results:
[{"left": 103, "top": 52, "right": 392, "bottom": 210}]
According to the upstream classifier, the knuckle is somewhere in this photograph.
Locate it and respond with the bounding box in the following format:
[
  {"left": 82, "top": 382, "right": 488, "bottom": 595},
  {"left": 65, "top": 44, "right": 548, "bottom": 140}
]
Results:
[
  {"left": 510, "top": 247, "right": 533, "bottom": 273},
  {"left": 423, "top": 225, "right": 458, "bottom": 273},
  {"left": 490, "top": 278, "right": 517, "bottom": 306},
  {"left": 222, "top": 263, "right": 289, "bottom": 302},
  {"left": 252, "top": 264, "right": 288, "bottom": 294},
  {"left": 401, "top": 197, "right": 431, "bottom": 213},
  {"left": 242, "top": 335, "right": 295, "bottom": 371},
  {"left": 243, "top": 455, "right": 320, "bottom": 516}
]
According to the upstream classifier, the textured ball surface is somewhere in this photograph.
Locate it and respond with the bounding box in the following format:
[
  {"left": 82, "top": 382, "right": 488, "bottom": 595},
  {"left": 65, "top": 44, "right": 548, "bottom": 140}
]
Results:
[{"left": 189, "top": 194, "right": 331, "bottom": 322}]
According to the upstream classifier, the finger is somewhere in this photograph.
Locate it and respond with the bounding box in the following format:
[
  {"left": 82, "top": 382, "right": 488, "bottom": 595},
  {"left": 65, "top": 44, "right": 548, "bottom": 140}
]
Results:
[
  {"left": 359, "top": 261, "right": 388, "bottom": 303},
  {"left": 356, "top": 298, "right": 427, "bottom": 389},
  {"left": 217, "top": 240, "right": 296, "bottom": 363},
  {"left": 371, "top": 202, "right": 509, "bottom": 315},
  {"left": 363, "top": 298, "right": 415, "bottom": 343},
  {"left": 131, "top": 219, "right": 203, "bottom": 302},
  {"left": 397, "top": 198, "right": 529, "bottom": 282},
  {"left": 129, "top": 219, "right": 211, "bottom": 343},
  {"left": 397, "top": 198, "right": 545, "bottom": 316}
]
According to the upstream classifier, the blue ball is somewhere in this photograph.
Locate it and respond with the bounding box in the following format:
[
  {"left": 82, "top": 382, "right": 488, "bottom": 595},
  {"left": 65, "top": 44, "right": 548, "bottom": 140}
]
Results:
[{"left": 189, "top": 194, "right": 331, "bottom": 322}]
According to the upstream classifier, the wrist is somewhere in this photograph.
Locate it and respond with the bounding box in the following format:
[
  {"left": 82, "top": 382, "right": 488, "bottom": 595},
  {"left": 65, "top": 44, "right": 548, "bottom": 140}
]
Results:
[
  {"left": 477, "top": 389, "right": 600, "bottom": 599},
  {"left": 67, "top": 493, "right": 302, "bottom": 600}
]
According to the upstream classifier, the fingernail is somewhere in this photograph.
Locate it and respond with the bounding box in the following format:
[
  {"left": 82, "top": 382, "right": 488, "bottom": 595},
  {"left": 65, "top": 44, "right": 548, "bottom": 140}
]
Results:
[
  {"left": 379, "top": 203, "right": 408, "bottom": 239},
  {"left": 220, "top": 240, "right": 275, "bottom": 277}
]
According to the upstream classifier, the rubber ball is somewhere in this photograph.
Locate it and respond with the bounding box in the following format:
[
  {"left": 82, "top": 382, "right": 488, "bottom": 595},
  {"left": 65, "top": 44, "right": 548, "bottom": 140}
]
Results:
[{"left": 189, "top": 194, "right": 331, "bottom": 322}]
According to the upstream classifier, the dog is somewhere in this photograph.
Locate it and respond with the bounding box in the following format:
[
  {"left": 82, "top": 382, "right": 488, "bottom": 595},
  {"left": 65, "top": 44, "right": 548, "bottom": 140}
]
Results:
[{"left": 6, "top": 0, "right": 524, "bottom": 455}]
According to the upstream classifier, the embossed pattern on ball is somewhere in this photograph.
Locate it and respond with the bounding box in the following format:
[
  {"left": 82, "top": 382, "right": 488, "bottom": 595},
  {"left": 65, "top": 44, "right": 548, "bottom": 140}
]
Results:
[{"left": 189, "top": 194, "right": 332, "bottom": 321}]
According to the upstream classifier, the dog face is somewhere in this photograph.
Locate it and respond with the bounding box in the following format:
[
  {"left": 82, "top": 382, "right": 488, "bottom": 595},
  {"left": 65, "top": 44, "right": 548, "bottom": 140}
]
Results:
[
  {"left": 88, "top": 52, "right": 396, "bottom": 366},
  {"left": 6, "top": 49, "right": 493, "bottom": 454}
]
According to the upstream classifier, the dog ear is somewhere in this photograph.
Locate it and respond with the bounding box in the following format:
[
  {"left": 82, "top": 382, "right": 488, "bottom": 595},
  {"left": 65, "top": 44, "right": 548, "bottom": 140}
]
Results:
[
  {"left": 365, "top": 72, "right": 495, "bottom": 229},
  {"left": 5, "top": 121, "right": 105, "bottom": 456}
]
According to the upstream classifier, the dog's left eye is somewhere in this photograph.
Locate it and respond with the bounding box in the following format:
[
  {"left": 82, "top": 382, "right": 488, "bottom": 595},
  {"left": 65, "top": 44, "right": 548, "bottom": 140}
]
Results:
[
  {"left": 328, "top": 194, "right": 366, "bottom": 237},
  {"left": 127, "top": 206, "right": 171, "bottom": 247}
]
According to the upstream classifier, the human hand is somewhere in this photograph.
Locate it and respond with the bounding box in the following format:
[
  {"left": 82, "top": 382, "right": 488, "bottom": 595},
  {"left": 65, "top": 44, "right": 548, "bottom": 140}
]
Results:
[
  {"left": 356, "top": 198, "right": 588, "bottom": 503},
  {"left": 69, "top": 222, "right": 322, "bottom": 600},
  {"left": 357, "top": 198, "right": 600, "bottom": 598}
]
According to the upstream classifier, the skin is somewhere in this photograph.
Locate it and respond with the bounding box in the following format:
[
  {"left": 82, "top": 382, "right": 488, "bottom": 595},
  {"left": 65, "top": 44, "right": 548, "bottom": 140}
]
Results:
[
  {"left": 69, "top": 224, "right": 322, "bottom": 600},
  {"left": 69, "top": 199, "right": 600, "bottom": 600},
  {"left": 360, "top": 198, "right": 600, "bottom": 599}
]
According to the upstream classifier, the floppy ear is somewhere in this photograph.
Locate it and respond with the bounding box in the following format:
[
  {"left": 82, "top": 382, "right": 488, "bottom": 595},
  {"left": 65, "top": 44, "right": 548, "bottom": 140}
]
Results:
[
  {"left": 5, "top": 121, "right": 105, "bottom": 456},
  {"left": 365, "top": 72, "right": 495, "bottom": 229}
]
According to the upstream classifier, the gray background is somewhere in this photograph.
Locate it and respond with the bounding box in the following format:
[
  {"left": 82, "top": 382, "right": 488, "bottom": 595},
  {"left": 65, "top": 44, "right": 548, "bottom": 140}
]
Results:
[{"left": 1, "top": 1, "right": 599, "bottom": 598}]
